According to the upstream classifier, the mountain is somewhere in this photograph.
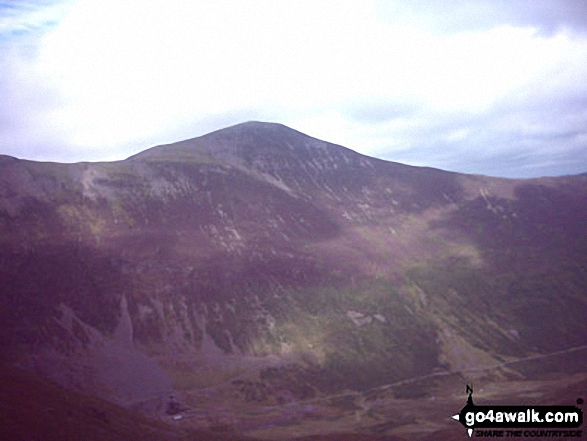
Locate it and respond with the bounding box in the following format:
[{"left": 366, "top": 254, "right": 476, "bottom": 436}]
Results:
[{"left": 1, "top": 121, "right": 586, "bottom": 439}]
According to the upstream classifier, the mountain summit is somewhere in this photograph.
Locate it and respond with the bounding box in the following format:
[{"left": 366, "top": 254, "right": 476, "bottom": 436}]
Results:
[
  {"left": 1, "top": 122, "right": 586, "bottom": 438},
  {"left": 130, "top": 121, "right": 376, "bottom": 173}
]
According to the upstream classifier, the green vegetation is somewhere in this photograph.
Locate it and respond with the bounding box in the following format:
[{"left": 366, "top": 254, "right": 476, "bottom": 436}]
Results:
[{"left": 263, "top": 280, "right": 439, "bottom": 391}]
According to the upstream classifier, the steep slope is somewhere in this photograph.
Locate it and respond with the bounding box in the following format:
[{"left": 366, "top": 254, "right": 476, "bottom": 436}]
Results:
[
  {"left": 0, "top": 121, "right": 586, "bottom": 410},
  {"left": 0, "top": 363, "right": 259, "bottom": 441}
]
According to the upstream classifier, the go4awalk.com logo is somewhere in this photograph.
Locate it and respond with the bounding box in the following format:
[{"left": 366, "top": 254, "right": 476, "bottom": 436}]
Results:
[{"left": 451, "top": 385, "right": 584, "bottom": 438}]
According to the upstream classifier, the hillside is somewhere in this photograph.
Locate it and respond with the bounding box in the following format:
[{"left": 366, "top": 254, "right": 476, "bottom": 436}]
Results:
[{"left": 1, "top": 121, "right": 586, "bottom": 439}]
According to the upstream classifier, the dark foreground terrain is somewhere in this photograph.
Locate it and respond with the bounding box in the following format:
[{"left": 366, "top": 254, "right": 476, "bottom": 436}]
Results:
[{"left": 2, "top": 359, "right": 585, "bottom": 440}]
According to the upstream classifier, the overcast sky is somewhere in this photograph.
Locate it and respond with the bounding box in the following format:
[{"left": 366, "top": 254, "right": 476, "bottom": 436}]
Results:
[{"left": 2, "top": 0, "right": 587, "bottom": 178}]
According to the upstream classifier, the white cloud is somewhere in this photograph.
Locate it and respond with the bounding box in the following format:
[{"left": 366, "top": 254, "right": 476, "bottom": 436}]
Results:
[
  {"left": 0, "top": 0, "right": 72, "bottom": 36},
  {"left": 1, "top": 0, "right": 587, "bottom": 176}
]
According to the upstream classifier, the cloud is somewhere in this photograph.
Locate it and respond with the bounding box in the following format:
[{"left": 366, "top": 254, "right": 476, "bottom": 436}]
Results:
[
  {"left": 0, "top": 39, "right": 62, "bottom": 160},
  {"left": 375, "top": 0, "right": 587, "bottom": 35},
  {"left": 0, "top": 0, "right": 77, "bottom": 161},
  {"left": 370, "top": 92, "right": 587, "bottom": 178},
  {"left": 1, "top": 0, "right": 586, "bottom": 177},
  {"left": 0, "top": 1, "right": 71, "bottom": 37}
]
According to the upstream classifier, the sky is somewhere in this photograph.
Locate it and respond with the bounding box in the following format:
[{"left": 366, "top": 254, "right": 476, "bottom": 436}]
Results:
[{"left": 2, "top": 0, "right": 587, "bottom": 178}]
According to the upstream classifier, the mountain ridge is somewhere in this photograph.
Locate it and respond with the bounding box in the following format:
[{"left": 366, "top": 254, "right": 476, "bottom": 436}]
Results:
[
  {"left": 0, "top": 121, "right": 586, "bottom": 439},
  {"left": 1, "top": 121, "right": 586, "bottom": 180}
]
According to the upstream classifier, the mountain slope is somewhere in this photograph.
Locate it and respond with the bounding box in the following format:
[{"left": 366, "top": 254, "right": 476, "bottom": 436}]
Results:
[
  {"left": 1, "top": 121, "right": 586, "bottom": 408},
  {"left": 0, "top": 363, "right": 262, "bottom": 441}
]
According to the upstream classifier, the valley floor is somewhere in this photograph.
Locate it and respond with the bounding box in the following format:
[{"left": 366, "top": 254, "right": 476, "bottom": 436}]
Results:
[
  {"left": 152, "top": 346, "right": 587, "bottom": 440},
  {"left": 2, "top": 346, "right": 586, "bottom": 440}
]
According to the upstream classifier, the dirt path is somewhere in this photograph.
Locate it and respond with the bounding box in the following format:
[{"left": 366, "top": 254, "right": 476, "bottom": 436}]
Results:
[
  {"left": 297, "top": 343, "right": 587, "bottom": 406},
  {"left": 175, "top": 343, "right": 587, "bottom": 425}
]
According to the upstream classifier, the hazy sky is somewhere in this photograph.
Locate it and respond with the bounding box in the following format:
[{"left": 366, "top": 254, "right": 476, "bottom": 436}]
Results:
[{"left": 2, "top": 0, "right": 587, "bottom": 177}]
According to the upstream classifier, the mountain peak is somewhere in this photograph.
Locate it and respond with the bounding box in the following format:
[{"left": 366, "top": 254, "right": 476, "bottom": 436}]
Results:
[
  {"left": 128, "top": 121, "right": 362, "bottom": 169},
  {"left": 220, "top": 120, "right": 291, "bottom": 131},
  {"left": 202, "top": 120, "right": 313, "bottom": 144}
]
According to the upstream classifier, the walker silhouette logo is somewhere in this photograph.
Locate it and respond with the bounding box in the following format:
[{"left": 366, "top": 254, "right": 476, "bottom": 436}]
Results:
[{"left": 451, "top": 385, "right": 584, "bottom": 438}]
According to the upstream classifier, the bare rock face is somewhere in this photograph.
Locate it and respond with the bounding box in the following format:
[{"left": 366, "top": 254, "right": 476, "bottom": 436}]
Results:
[{"left": 1, "top": 121, "right": 587, "bottom": 403}]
